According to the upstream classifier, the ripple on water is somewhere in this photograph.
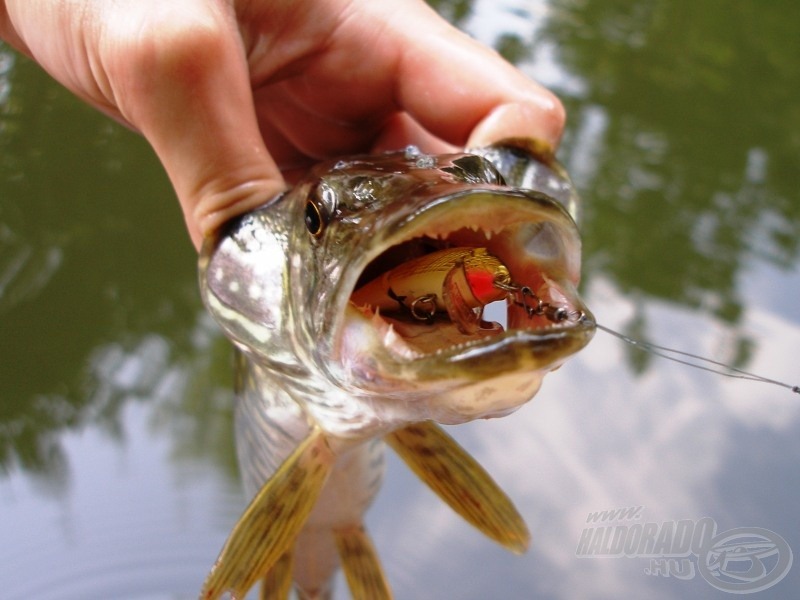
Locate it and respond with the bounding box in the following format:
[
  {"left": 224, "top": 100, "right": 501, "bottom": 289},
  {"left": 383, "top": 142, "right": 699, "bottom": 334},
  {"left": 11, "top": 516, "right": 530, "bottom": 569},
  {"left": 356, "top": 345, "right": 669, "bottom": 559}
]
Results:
[{"left": 0, "top": 401, "right": 245, "bottom": 599}]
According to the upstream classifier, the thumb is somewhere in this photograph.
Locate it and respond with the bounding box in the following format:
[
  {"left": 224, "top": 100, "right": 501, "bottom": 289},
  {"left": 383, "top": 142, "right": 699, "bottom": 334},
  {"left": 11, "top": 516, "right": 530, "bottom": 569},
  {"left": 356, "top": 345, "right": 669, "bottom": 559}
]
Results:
[{"left": 106, "top": 6, "right": 283, "bottom": 249}]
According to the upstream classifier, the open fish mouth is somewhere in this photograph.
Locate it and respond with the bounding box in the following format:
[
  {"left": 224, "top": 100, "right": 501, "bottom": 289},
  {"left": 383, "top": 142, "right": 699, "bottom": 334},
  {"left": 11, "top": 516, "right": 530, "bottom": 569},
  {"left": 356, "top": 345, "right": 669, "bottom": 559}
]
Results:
[{"left": 343, "top": 189, "right": 595, "bottom": 369}]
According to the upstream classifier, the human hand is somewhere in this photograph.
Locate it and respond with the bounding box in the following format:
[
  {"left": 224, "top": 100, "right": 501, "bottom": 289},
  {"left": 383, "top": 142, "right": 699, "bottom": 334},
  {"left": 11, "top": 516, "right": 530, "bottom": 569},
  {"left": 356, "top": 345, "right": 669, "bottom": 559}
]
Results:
[{"left": 0, "top": 0, "right": 565, "bottom": 248}]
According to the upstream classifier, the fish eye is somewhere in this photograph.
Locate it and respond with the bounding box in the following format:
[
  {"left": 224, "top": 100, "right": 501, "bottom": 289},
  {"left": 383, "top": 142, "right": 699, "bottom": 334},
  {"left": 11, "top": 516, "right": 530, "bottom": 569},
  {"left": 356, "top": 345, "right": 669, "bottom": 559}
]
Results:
[
  {"left": 305, "top": 199, "right": 324, "bottom": 236},
  {"left": 305, "top": 183, "right": 337, "bottom": 237}
]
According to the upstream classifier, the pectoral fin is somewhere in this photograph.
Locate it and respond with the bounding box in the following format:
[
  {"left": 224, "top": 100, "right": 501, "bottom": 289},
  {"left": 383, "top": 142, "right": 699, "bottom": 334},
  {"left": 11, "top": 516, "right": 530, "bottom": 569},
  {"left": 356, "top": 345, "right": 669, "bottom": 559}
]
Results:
[
  {"left": 334, "top": 524, "right": 393, "bottom": 600},
  {"left": 386, "top": 421, "right": 530, "bottom": 554},
  {"left": 202, "top": 427, "right": 335, "bottom": 600}
]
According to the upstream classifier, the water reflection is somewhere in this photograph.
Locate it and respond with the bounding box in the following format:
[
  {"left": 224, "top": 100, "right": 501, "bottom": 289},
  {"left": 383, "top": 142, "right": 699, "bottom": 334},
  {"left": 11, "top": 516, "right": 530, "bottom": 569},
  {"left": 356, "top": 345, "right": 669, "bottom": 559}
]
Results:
[
  {"left": 1, "top": 0, "right": 800, "bottom": 597},
  {"left": 541, "top": 0, "right": 800, "bottom": 324},
  {"left": 0, "top": 44, "right": 209, "bottom": 478}
]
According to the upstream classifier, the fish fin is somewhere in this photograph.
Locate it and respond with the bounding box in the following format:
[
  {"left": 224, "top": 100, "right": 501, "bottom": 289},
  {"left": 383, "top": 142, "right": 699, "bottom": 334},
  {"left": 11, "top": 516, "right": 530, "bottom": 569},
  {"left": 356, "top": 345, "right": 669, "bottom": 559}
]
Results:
[
  {"left": 259, "top": 550, "right": 294, "bottom": 600},
  {"left": 333, "top": 524, "right": 393, "bottom": 600},
  {"left": 201, "top": 427, "right": 334, "bottom": 600},
  {"left": 386, "top": 421, "right": 530, "bottom": 554}
]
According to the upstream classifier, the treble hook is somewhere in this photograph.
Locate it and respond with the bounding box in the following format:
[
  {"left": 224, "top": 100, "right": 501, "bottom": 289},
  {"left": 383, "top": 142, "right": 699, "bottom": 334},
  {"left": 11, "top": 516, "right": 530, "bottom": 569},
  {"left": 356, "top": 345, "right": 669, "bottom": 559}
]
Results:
[
  {"left": 493, "top": 277, "right": 570, "bottom": 323},
  {"left": 409, "top": 294, "right": 438, "bottom": 322}
]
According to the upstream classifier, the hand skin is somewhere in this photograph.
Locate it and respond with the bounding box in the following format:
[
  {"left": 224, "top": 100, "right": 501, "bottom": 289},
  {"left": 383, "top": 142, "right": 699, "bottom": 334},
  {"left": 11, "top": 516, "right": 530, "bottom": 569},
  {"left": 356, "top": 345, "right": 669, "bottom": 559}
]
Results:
[{"left": 0, "top": 0, "right": 565, "bottom": 249}]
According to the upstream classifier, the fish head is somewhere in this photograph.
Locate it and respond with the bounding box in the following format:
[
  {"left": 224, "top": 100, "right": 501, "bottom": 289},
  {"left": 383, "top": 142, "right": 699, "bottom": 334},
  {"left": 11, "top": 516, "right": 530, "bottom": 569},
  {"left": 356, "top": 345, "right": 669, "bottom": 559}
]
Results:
[{"left": 200, "top": 141, "right": 595, "bottom": 437}]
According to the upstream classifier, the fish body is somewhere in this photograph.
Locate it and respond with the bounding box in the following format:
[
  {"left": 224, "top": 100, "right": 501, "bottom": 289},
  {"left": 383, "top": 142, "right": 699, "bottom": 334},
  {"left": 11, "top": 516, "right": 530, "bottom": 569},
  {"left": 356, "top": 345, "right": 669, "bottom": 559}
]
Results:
[{"left": 199, "top": 141, "right": 595, "bottom": 599}]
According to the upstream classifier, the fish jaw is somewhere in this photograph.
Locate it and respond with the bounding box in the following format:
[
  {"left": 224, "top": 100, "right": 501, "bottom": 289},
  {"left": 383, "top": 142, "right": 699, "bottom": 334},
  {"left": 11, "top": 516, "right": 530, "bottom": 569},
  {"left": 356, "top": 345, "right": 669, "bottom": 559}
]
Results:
[{"left": 328, "top": 188, "right": 595, "bottom": 425}]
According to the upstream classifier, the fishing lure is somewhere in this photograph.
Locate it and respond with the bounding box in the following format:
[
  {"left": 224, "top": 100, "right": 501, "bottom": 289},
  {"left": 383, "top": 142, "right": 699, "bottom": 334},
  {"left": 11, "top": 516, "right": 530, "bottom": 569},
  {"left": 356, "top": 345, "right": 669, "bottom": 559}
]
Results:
[
  {"left": 351, "top": 247, "right": 513, "bottom": 333},
  {"left": 352, "top": 245, "right": 579, "bottom": 333}
]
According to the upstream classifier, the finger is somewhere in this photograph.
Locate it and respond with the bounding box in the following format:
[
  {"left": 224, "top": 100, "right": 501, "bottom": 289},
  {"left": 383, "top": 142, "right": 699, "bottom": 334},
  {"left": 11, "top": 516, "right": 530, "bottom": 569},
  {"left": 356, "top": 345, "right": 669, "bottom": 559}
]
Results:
[
  {"left": 370, "top": 112, "right": 457, "bottom": 155},
  {"left": 0, "top": 9, "right": 32, "bottom": 56},
  {"left": 390, "top": 4, "right": 565, "bottom": 151},
  {"left": 253, "top": 83, "right": 387, "bottom": 164},
  {"left": 103, "top": 2, "right": 284, "bottom": 247}
]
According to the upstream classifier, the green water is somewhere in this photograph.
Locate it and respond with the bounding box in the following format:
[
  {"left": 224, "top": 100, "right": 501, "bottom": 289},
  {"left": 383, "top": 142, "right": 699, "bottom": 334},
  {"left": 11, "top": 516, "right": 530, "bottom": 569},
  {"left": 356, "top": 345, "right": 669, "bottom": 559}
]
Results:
[{"left": 2, "top": 1, "right": 798, "bottom": 598}]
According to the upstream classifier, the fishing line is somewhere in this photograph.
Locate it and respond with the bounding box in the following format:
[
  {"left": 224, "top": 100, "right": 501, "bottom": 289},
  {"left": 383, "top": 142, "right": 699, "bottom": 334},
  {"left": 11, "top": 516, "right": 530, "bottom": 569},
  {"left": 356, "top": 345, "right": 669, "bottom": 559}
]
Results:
[
  {"left": 493, "top": 277, "right": 798, "bottom": 394},
  {"left": 587, "top": 317, "right": 799, "bottom": 394}
]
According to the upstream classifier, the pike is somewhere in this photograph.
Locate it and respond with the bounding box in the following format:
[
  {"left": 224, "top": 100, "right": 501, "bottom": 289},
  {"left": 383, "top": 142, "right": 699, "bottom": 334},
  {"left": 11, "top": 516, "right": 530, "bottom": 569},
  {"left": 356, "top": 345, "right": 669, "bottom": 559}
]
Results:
[{"left": 198, "top": 140, "right": 596, "bottom": 599}]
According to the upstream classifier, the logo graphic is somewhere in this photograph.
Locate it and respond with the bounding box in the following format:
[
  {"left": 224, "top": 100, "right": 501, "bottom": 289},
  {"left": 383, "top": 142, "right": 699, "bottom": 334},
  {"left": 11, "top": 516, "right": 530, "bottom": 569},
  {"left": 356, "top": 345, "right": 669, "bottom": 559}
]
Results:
[
  {"left": 576, "top": 508, "right": 792, "bottom": 594},
  {"left": 697, "top": 527, "right": 793, "bottom": 593}
]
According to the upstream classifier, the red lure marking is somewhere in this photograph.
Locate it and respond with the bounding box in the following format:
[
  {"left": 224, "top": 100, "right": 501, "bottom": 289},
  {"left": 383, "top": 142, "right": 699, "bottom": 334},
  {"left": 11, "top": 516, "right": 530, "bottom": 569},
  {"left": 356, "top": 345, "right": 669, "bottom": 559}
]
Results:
[{"left": 466, "top": 269, "right": 504, "bottom": 304}]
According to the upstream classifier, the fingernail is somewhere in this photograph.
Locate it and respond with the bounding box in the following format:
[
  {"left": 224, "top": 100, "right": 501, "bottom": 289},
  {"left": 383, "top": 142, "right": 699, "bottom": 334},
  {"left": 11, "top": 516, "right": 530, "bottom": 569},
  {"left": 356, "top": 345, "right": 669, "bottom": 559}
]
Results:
[{"left": 467, "top": 100, "right": 565, "bottom": 151}]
